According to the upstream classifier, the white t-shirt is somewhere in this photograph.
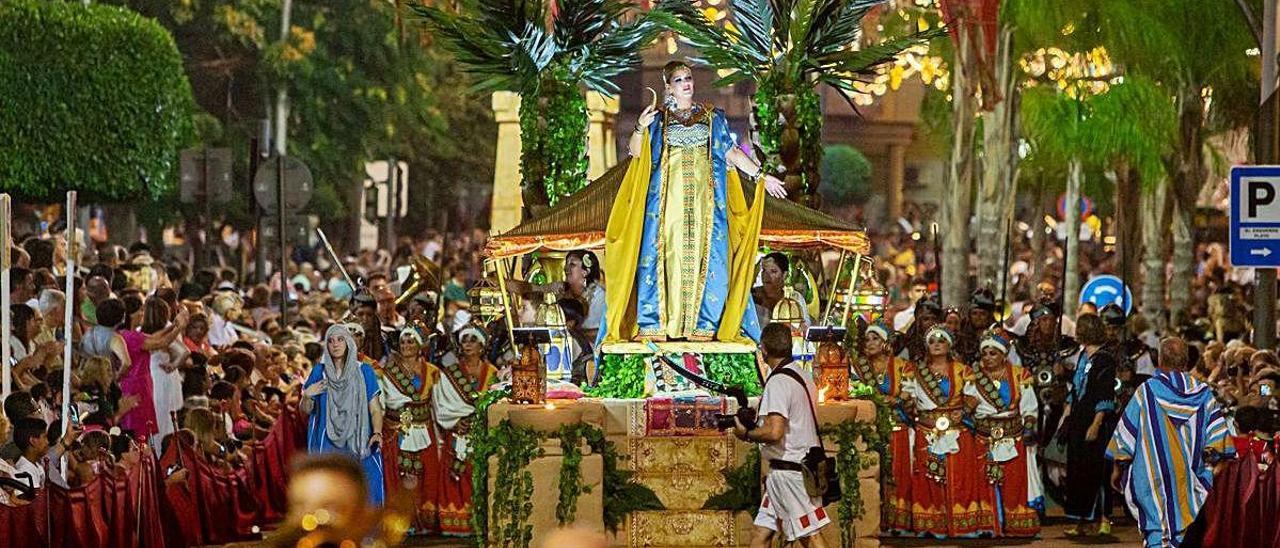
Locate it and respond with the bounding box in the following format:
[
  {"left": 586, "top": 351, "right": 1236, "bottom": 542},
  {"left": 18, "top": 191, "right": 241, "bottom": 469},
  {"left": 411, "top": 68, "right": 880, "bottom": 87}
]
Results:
[
  {"left": 756, "top": 362, "right": 820, "bottom": 464},
  {"left": 13, "top": 455, "right": 45, "bottom": 490}
]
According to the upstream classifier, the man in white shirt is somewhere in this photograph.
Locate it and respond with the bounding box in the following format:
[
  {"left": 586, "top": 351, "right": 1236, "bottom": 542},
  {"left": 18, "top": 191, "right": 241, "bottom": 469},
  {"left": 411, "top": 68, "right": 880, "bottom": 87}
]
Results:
[
  {"left": 734, "top": 323, "right": 830, "bottom": 547},
  {"left": 10, "top": 418, "right": 49, "bottom": 490}
]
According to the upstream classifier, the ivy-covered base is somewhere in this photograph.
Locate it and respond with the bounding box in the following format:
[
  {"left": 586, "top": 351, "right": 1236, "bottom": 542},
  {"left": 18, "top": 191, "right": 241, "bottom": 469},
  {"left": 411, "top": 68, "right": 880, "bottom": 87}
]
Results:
[
  {"left": 585, "top": 352, "right": 762, "bottom": 399},
  {"left": 468, "top": 392, "right": 664, "bottom": 548}
]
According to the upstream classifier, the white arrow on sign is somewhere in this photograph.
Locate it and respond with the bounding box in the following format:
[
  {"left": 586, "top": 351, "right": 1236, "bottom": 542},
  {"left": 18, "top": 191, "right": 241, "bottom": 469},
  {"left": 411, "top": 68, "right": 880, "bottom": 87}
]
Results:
[{"left": 1252, "top": 247, "right": 1273, "bottom": 257}]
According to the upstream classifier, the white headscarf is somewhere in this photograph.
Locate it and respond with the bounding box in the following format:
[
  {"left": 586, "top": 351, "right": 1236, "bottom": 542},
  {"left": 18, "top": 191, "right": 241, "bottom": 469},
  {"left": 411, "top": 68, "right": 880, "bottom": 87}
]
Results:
[{"left": 320, "top": 324, "right": 372, "bottom": 458}]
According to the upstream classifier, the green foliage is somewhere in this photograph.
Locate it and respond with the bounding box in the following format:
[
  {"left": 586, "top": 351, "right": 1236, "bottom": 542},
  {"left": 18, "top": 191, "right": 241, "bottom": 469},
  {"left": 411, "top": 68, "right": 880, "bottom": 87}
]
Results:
[
  {"left": 0, "top": 0, "right": 195, "bottom": 202},
  {"left": 556, "top": 423, "right": 588, "bottom": 524},
  {"left": 586, "top": 354, "right": 649, "bottom": 398},
  {"left": 702, "top": 445, "right": 762, "bottom": 512},
  {"left": 108, "top": 0, "right": 494, "bottom": 233},
  {"left": 653, "top": 0, "right": 939, "bottom": 198},
  {"left": 703, "top": 353, "right": 764, "bottom": 397},
  {"left": 823, "top": 384, "right": 892, "bottom": 548},
  {"left": 486, "top": 421, "right": 542, "bottom": 548},
  {"left": 587, "top": 352, "right": 761, "bottom": 398},
  {"left": 471, "top": 411, "right": 662, "bottom": 546},
  {"left": 414, "top": 0, "right": 661, "bottom": 206},
  {"left": 820, "top": 145, "right": 874, "bottom": 206}
]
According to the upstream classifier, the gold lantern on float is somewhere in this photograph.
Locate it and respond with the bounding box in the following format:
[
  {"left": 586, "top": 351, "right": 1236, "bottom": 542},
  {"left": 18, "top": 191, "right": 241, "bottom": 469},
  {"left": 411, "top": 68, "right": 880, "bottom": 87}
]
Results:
[
  {"left": 467, "top": 276, "right": 506, "bottom": 324},
  {"left": 772, "top": 296, "right": 810, "bottom": 360},
  {"left": 511, "top": 341, "right": 547, "bottom": 404},
  {"left": 536, "top": 293, "right": 573, "bottom": 383},
  {"left": 814, "top": 339, "right": 850, "bottom": 402}
]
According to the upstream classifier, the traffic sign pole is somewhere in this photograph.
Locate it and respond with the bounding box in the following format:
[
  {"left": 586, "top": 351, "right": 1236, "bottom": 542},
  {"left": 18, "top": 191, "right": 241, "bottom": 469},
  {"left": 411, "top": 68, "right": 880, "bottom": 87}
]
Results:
[
  {"left": 276, "top": 154, "right": 289, "bottom": 328},
  {"left": 1255, "top": 2, "right": 1279, "bottom": 350}
]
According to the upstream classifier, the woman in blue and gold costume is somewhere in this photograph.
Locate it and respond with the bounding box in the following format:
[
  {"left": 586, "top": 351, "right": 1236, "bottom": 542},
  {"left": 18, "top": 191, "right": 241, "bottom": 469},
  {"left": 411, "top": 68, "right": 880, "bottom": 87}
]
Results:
[{"left": 601, "top": 61, "right": 788, "bottom": 343}]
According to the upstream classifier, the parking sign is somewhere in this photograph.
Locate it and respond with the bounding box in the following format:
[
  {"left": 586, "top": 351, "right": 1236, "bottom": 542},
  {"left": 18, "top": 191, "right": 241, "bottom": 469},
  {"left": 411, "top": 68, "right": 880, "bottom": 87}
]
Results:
[{"left": 1230, "top": 166, "right": 1280, "bottom": 267}]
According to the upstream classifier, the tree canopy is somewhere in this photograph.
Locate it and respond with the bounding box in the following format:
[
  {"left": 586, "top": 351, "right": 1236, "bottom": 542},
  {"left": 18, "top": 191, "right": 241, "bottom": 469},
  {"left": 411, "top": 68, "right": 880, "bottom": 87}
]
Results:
[{"left": 0, "top": 0, "right": 195, "bottom": 202}]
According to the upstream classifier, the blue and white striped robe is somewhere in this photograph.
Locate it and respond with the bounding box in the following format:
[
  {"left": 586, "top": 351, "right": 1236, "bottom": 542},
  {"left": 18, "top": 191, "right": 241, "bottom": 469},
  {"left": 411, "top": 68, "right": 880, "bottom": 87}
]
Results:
[{"left": 1106, "top": 370, "right": 1233, "bottom": 548}]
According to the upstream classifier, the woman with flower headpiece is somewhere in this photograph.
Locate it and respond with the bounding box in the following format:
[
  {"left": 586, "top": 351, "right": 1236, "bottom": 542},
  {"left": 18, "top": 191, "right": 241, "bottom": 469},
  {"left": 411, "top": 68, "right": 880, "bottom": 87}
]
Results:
[
  {"left": 379, "top": 327, "right": 443, "bottom": 533},
  {"left": 852, "top": 320, "right": 915, "bottom": 534},
  {"left": 901, "top": 325, "right": 987, "bottom": 537},
  {"left": 301, "top": 324, "right": 386, "bottom": 505},
  {"left": 427, "top": 325, "right": 497, "bottom": 536},
  {"left": 963, "top": 331, "right": 1042, "bottom": 537}
]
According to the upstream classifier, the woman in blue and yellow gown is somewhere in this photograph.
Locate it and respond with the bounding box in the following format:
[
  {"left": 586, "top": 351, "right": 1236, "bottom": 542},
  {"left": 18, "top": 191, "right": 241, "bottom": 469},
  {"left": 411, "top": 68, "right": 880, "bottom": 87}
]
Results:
[{"left": 601, "top": 61, "right": 789, "bottom": 343}]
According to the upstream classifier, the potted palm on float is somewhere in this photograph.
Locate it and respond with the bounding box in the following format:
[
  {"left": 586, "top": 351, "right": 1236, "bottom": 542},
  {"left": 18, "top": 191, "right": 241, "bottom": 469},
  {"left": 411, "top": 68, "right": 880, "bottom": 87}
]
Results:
[
  {"left": 413, "top": 0, "right": 662, "bottom": 213},
  {"left": 651, "top": 0, "right": 943, "bottom": 205}
]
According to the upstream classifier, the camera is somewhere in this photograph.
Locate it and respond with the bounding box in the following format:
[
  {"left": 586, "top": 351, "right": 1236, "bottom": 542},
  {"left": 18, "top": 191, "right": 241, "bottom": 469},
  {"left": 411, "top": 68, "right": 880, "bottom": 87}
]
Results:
[{"left": 715, "top": 408, "right": 757, "bottom": 431}]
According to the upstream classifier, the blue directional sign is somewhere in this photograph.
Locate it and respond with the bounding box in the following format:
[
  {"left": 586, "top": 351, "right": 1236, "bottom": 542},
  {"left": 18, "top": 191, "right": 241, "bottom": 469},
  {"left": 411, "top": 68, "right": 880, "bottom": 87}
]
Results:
[
  {"left": 1230, "top": 166, "right": 1280, "bottom": 267},
  {"left": 1080, "top": 275, "right": 1133, "bottom": 315}
]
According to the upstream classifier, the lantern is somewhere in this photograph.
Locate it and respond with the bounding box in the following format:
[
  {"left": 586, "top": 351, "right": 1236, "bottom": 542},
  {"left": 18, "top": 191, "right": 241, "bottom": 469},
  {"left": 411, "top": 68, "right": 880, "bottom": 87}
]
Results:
[
  {"left": 772, "top": 296, "right": 811, "bottom": 360},
  {"left": 511, "top": 343, "right": 547, "bottom": 404},
  {"left": 813, "top": 341, "right": 850, "bottom": 401},
  {"left": 536, "top": 293, "right": 573, "bottom": 383},
  {"left": 467, "top": 278, "right": 506, "bottom": 323}
]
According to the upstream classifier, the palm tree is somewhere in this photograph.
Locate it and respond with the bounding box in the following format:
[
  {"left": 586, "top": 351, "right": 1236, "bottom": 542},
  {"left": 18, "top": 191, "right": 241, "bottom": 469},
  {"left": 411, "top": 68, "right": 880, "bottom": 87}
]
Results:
[
  {"left": 1089, "top": 0, "right": 1255, "bottom": 322},
  {"left": 1020, "top": 76, "right": 1177, "bottom": 317},
  {"left": 412, "top": 0, "right": 661, "bottom": 211},
  {"left": 651, "top": 0, "right": 942, "bottom": 205}
]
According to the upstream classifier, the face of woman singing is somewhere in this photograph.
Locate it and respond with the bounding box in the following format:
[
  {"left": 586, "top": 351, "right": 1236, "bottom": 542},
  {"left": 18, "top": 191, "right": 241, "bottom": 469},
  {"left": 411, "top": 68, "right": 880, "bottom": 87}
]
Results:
[
  {"left": 400, "top": 338, "right": 421, "bottom": 359},
  {"left": 927, "top": 335, "right": 951, "bottom": 359},
  {"left": 980, "top": 347, "right": 1005, "bottom": 370},
  {"left": 461, "top": 336, "right": 483, "bottom": 358},
  {"left": 667, "top": 68, "right": 694, "bottom": 103},
  {"left": 327, "top": 335, "right": 347, "bottom": 361}
]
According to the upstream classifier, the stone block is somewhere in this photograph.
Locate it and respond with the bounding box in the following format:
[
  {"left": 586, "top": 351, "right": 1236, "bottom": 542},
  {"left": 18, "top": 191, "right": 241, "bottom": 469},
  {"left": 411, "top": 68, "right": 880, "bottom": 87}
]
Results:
[
  {"left": 626, "top": 510, "right": 738, "bottom": 546},
  {"left": 486, "top": 452, "right": 603, "bottom": 548},
  {"left": 816, "top": 399, "right": 876, "bottom": 426},
  {"left": 487, "top": 399, "right": 606, "bottom": 431}
]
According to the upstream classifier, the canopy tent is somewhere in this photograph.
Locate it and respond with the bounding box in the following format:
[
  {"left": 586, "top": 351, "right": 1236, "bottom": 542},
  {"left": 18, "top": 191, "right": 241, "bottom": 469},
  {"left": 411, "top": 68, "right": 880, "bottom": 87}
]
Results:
[{"left": 486, "top": 162, "right": 870, "bottom": 259}]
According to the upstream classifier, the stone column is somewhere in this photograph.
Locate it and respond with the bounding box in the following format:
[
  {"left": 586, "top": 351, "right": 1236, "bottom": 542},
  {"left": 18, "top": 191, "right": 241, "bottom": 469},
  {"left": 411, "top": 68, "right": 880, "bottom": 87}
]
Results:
[
  {"left": 490, "top": 91, "right": 620, "bottom": 234},
  {"left": 490, "top": 91, "right": 524, "bottom": 234},
  {"left": 586, "top": 91, "right": 620, "bottom": 180},
  {"left": 888, "top": 143, "right": 906, "bottom": 223}
]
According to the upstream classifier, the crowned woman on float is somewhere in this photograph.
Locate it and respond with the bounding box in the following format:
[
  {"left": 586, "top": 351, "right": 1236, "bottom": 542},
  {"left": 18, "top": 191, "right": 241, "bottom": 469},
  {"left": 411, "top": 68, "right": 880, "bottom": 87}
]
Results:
[{"left": 600, "top": 60, "right": 788, "bottom": 343}]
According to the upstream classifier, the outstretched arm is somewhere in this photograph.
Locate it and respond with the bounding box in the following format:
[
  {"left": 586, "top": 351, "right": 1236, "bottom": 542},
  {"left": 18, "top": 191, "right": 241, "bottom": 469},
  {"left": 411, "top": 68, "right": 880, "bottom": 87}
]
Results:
[{"left": 726, "top": 147, "right": 787, "bottom": 199}]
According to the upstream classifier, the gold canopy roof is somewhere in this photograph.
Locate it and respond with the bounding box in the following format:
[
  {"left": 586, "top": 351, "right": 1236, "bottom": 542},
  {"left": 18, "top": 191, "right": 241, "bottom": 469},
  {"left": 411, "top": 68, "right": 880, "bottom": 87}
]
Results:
[{"left": 486, "top": 162, "right": 870, "bottom": 259}]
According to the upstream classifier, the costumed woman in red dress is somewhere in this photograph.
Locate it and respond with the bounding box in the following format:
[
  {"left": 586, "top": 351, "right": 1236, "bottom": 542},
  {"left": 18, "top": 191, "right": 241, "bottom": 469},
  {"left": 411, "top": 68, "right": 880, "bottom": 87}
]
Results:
[
  {"left": 963, "top": 331, "right": 1042, "bottom": 537},
  {"left": 379, "top": 327, "right": 443, "bottom": 533},
  {"left": 903, "top": 325, "right": 988, "bottom": 537},
  {"left": 428, "top": 325, "right": 498, "bottom": 536},
  {"left": 852, "top": 321, "right": 915, "bottom": 534}
]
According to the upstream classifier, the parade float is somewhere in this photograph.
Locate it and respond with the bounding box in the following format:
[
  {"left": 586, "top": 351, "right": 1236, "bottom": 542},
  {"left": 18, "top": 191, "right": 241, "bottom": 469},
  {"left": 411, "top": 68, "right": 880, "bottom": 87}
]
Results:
[{"left": 473, "top": 163, "right": 891, "bottom": 548}]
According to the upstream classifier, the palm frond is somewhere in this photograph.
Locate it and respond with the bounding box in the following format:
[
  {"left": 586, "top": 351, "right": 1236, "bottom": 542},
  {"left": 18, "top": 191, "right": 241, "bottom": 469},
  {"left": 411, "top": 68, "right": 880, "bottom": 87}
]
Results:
[
  {"left": 728, "top": 0, "right": 776, "bottom": 64},
  {"left": 576, "top": 12, "right": 663, "bottom": 94},
  {"left": 650, "top": 2, "right": 762, "bottom": 79},
  {"left": 807, "top": 0, "right": 883, "bottom": 58},
  {"left": 810, "top": 28, "right": 945, "bottom": 78}
]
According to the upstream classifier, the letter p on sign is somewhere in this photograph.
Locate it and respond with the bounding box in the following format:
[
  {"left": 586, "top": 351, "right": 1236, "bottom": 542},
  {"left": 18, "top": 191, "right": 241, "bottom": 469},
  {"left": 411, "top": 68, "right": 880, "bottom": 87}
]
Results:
[{"left": 1250, "top": 180, "right": 1278, "bottom": 218}]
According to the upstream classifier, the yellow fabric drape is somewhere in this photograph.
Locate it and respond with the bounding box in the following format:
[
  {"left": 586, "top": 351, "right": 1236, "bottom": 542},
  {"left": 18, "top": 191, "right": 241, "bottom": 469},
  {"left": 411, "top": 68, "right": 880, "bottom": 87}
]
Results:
[
  {"left": 602, "top": 131, "right": 767, "bottom": 343},
  {"left": 602, "top": 132, "right": 652, "bottom": 342},
  {"left": 717, "top": 168, "right": 766, "bottom": 342}
]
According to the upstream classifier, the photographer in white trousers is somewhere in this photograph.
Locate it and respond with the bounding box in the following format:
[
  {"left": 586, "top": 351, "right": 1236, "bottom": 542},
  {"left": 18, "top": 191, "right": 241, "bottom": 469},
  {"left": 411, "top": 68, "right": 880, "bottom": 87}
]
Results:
[{"left": 734, "top": 323, "right": 831, "bottom": 547}]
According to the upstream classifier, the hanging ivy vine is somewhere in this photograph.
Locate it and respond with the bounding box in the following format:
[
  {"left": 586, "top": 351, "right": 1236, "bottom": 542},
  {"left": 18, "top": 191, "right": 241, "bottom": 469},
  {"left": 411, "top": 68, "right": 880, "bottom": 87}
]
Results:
[
  {"left": 555, "top": 424, "right": 587, "bottom": 524},
  {"left": 471, "top": 404, "right": 664, "bottom": 547},
  {"left": 819, "top": 383, "right": 894, "bottom": 548},
  {"left": 752, "top": 76, "right": 824, "bottom": 198},
  {"left": 518, "top": 64, "right": 589, "bottom": 210}
]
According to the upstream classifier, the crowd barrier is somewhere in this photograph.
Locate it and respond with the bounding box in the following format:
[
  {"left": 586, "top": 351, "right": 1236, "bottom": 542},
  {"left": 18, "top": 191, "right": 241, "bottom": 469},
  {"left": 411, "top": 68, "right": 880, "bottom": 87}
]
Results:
[{"left": 0, "top": 405, "right": 305, "bottom": 547}]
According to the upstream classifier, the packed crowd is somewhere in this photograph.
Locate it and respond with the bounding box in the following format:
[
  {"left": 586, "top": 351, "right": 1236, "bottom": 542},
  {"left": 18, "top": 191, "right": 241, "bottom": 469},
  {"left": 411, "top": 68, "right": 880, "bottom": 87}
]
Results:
[{"left": 2, "top": 212, "right": 1278, "bottom": 545}]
